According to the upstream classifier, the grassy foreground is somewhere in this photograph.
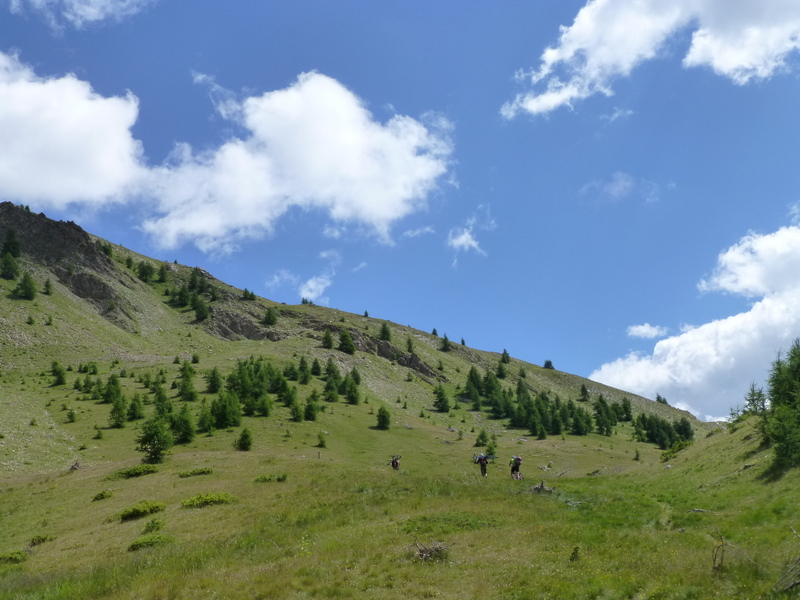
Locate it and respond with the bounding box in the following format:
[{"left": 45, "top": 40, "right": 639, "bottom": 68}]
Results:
[{"left": 1, "top": 366, "right": 799, "bottom": 600}]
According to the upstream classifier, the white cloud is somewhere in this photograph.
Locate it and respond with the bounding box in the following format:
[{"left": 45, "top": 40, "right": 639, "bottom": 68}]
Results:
[
  {"left": 299, "top": 274, "right": 332, "bottom": 304},
  {"left": 580, "top": 171, "right": 661, "bottom": 204},
  {"left": 447, "top": 227, "right": 484, "bottom": 255},
  {"left": 0, "top": 58, "right": 452, "bottom": 253},
  {"left": 504, "top": 0, "right": 800, "bottom": 117},
  {"left": 10, "top": 0, "right": 155, "bottom": 29},
  {"left": 403, "top": 226, "right": 435, "bottom": 238},
  {"left": 0, "top": 51, "right": 144, "bottom": 206},
  {"left": 264, "top": 269, "right": 299, "bottom": 290},
  {"left": 627, "top": 323, "right": 668, "bottom": 338},
  {"left": 446, "top": 205, "right": 496, "bottom": 263},
  {"left": 591, "top": 225, "right": 800, "bottom": 420},
  {"left": 142, "top": 71, "right": 453, "bottom": 252}
]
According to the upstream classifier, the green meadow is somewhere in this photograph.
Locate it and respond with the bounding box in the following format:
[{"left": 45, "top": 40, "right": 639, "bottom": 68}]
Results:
[{"left": 1, "top": 207, "right": 799, "bottom": 599}]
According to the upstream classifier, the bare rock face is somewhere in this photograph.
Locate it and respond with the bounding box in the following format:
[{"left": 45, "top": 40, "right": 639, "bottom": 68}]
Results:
[
  {"left": 205, "top": 309, "right": 285, "bottom": 342},
  {"left": 0, "top": 202, "right": 112, "bottom": 274}
]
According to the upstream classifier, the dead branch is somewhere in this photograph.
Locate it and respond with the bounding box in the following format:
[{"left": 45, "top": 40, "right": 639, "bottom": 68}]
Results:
[
  {"left": 409, "top": 539, "right": 452, "bottom": 562},
  {"left": 774, "top": 525, "right": 800, "bottom": 592}
]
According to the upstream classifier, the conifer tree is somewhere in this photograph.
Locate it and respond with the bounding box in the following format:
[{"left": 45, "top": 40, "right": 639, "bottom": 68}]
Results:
[
  {"left": 172, "top": 403, "right": 196, "bottom": 444},
  {"left": 433, "top": 384, "right": 451, "bottom": 412},
  {"left": 263, "top": 307, "right": 278, "bottom": 326},
  {"left": 501, "top": 349, "right": 511, "bottom": 364},
  {"left": 440, "top": 334, "right": 452, "bottom": 352},
  {"left": 379, "top": 322, "right": 391, "bottom": 342},
  {"left": 322, "top": 329, "right": 334, "bottom": 349},
  {"left": 338, "top": 329, "right": 356, "bottom": 354},
  {"left": 376, "top": 406, "right": 391, "bottom": 430},
  {"left": 14, "top": 272, "right": 37, "bottom": 300},
  {"left": 135, "top": 417, "right": 173, "bottom": 463},
  {"left": 1, "top": 228, "right": 21, "bottom": 258},
  {"left": 311, "top": 358, "right": 322, "bottom": 377},
  {"left": 1, "top": 252, "right": 19, "bottom": 280},
  {"left": 127, "top": 394, "right": 146, "bottom": 421}
]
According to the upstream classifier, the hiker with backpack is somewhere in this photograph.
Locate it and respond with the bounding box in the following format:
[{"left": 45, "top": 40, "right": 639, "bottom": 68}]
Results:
[
  {"left": 475, "top": 453, "right": 489, "bottom": 478},
  {"left": 509, "top": 455, "right": 523, "bottom": 480}
]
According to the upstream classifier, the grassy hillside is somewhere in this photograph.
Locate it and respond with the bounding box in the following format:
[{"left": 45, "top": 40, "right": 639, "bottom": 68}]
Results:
[{"left": 2, "top": 203, "right": 799, "bottom": 599}]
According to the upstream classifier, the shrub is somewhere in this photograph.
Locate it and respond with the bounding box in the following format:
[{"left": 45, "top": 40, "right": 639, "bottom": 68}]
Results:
[
  {"left": 93, "top": 489, "right": 113, "bottom": 501},
  {"left": 107, "top": 464, "right": 158, "bottom": 480},
  {"left": 178, "top": 467, "right": 213, "bottom": 478},
  {"left": 119, "top": 501, "right": 166, "bottom": 522},
  {"left": 181, "top": 492, "right": 234, "bottom": 508},
  {"left": 0, "top": 551, "right": 28, "bottom": 564},
  {"left": 29, "top": 535, "right": 55, "bottom": 546},
  {"left": 128, "top": 534, "right": 173, "bottom": 552},
  {"left": 143, "top": 517, "right": 164, "bottom": 533},
  {"left": 255, "top": 474, "right": 288, "bottom": 483},
  {"left": 317, "top": 431, "right": 327, "bottom": 448}
]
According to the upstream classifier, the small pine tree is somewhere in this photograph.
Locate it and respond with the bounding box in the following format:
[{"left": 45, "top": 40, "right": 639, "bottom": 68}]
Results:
[
  {"left": 197, "top": 399, "right": 214, "bottom": 434},
  {"left": 109, "top": 395, "right": 128, "bottom": 428},
  {"left": 379, "top": 322, "right": 392, "bottom": 342},
  {"left": 158, "top": 264, "right": 169, "bottom": 283},
  {"left": 263, "top": 307, "right": 278, "bottom": 326},
  {"left": 127, "top": 394, "right": 146, "bottom": 421},
  {"left": 135, "top": 417, "right": 173, "bottom": 463},
  {"left": 376, "top": 406, "right": 391, "bottom": 430},
  {"left": 14, "top": 272, "right": 37, "bottom": 300},
  {"left": 0, "top": 252, "right": 19, "bottom": 280},
  {"left": 1, "top": 228, "right": 21, "bottom": 258},
  {"left": 235, "top": 428, "right": 253, "bottom": 451},
  {"left": 43, "top": 278, "right": 53, "bottom": 295},
  {"left": 406, "top": 337, "right": 414, "bottom": 354},
  {"left": 172, "top": 404, "right": 196, "bottom": 444},
  {"left": 338, "top": 329, "right": 356, "bottom": 355},
  {"left": 322, "top": 329, "right": 334, "bottom": 349},
  {"left": 440, "top": 334, "right": 452, "bottom": 352},
  {"left": 433, "top": 384, "right": 451, "bottom": 412},
  {"left": 194, "top": 297, "right": 210, "bottom": 321},
  {"left": 137, "top": 261, "right": 155, "bottom": 283},
  {"left": 205, "top": 367, "right": 223, "bottom": 393},
  {"left": 310, "top": 358, "right": 322, "bottom": 377},
  {"left": 475, "top": 429, "right": 489, "bottom": 447},
  {"left": 543, "top": 359, "right": 555, "bottom": 370}
]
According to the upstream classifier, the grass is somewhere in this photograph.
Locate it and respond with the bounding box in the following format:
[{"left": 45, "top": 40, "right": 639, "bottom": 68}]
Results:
[{"left": 0, "top": 213, "right": 791, "bottom": 598}]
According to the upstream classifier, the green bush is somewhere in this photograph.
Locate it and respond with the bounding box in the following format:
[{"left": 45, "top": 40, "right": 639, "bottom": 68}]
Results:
[
  {"left": 254, "top": 474, "right": 288, "bottom": 483},
  {"left": 93, "top": 489, "right": 113, "bottom": 501},
  {"left": 178, "top": 467, "right": 213, "bottom": 478},
  {"left": 119, "top": 501, "right": 166, "bottom": 522},
  {"left": 29, "top": 535, "right": 55, "bottom": 546},
  {"left": 0, "top": 551, "right": 28, "bottom": 564},
  {"left": 235, "top": 428, "right": 253, "bottom": 451},
  {"left": 107, "top": 464, "right": 158, "bottom": 480},
  {"left": 128, "top": 534, "right": 173, "bottom": 552},
  {"left": 181, "top": 492, "right": 234, "bottom": 508},
  {"left": 143, "top": 517, "right": 164, "bottom": 533}
]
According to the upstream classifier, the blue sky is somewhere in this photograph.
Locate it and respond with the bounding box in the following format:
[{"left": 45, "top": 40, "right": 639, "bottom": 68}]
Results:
[{"left": 3, "top": 0, "right": 800, "bottom": 420}]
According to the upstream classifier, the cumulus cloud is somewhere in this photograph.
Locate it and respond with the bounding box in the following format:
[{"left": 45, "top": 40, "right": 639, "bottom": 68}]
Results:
[
  {"left": 580, "top": 171, "right": 661, "bottom": 204},
  {"left": 446, "top": 205, "right": 496, "bottom": 264},
  {"left": 627, "top": 323, "right": 668, "bottom": 339},
  {"left": 0, "top": 57, "right": 452, "bottom": 253},
  {"left": 9, "top": 0, "right": 155, "bottom": 29},
  {"left": 0, "top": 51, "right": 144, "bottom": 206},
  {"left": 503, "top": 0, "right": 800, "bottom": 117},
  {"left": 142, "top": 71, "right": 453, "bottom": 252},
  {"left": 591, "top": 225, "right": 800, "bottom": 420}
]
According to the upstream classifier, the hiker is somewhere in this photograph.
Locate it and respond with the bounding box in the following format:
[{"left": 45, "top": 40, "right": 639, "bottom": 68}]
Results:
[
  {"left": 510, "top": 455, "right": 523, "bottom": 480},
  {"left": 390, "top": 455, "right": 400, "bottom": 470},
  {"left": 475, "top": 453, "right": 489, "bottom": 478}
]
